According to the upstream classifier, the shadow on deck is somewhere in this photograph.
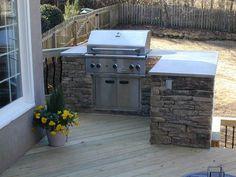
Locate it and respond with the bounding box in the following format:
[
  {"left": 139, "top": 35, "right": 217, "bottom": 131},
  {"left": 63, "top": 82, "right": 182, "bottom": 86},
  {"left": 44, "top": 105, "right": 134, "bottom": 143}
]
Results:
[{"left": 1, "top": 113, "right": 236, "bottom": 177}]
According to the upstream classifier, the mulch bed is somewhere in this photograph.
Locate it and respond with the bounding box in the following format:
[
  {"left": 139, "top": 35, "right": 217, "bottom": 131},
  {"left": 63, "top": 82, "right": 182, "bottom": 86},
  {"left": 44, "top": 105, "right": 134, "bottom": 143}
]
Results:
[{"left": 115, "top": 25, "right": 236, "bottom": 41}]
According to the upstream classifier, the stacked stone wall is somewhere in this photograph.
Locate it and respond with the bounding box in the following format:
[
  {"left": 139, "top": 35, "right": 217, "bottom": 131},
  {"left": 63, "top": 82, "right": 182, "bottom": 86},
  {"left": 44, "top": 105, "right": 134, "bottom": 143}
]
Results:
[
  {"left": 150, "top": 76, "right": 214, "bottom": 148},
  {"left": 62, "top": 58, "right": 93, "bottom": 111},
  {"left": 141, "top": 57, "right": 160, "bottom": 115}
]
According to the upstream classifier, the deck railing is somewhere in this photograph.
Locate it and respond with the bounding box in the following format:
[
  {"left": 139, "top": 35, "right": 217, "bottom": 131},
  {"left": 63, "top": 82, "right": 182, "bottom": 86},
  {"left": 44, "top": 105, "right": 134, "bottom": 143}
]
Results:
[
  {"left": 42, "top": 47, "right": 71, "bottom": 94},
  {"left": 221, "top": 119, "right": 236, "bottom": 149}
]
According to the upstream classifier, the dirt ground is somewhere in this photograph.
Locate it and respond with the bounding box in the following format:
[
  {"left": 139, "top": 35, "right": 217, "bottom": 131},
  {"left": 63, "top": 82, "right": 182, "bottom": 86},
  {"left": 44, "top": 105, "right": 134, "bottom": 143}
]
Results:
[{"left": 150, "top": 37, "right": 236, "bottom": 117}]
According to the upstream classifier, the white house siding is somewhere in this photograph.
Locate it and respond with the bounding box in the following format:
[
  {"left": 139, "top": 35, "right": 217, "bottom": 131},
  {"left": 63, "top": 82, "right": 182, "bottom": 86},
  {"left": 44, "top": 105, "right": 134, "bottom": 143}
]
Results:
[{"left": 0, "top": 0, "right": 44, "bottom": 173}]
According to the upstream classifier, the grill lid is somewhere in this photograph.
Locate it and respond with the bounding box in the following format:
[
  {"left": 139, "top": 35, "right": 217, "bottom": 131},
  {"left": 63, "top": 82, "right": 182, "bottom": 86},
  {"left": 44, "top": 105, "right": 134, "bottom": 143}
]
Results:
[{"left": 87, "top": 30, "right": 151, "bottom": 56}]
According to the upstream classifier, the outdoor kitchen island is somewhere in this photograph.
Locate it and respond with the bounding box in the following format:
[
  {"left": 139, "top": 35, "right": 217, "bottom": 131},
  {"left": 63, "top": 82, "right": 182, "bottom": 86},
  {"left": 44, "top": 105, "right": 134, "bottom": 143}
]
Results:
[
  {"left": 61, "top": 30, "right": 218, "bottom": 148},
  {"left": 148, "top": 50, "right": 218, "bottom": 148}
]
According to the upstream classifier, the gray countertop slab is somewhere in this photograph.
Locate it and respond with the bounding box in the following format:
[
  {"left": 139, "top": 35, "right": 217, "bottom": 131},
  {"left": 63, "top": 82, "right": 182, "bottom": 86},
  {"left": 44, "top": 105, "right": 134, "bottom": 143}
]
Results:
[
  {"left": 148, "top": 50, "right": 218, "bottom": 78},
  {"left": 61, "top": 46, "right": 218, "bottom": 78},
  {"left": 61, "top": 45, "right": 87, "bottom": 57}
]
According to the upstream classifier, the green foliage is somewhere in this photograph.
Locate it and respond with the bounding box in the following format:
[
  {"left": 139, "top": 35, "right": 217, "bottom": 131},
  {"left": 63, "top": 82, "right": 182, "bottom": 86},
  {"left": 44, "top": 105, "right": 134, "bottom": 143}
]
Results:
[
  {"left": 64, "top": 0, "right": 80, "bottom": 20},
  {"left": 46, "top": 86, "right": 65, "bottom": 113},
  {"left": 64, "top": 0, "right": 72, "bottom": 19},
  {"left": 41, "top": 15, "right": 50, "bottom": 33},
  {"left": 41, "top": 4, "right": 64, "bottom": 33},
  {"left": 73, "top": 0, "right": 79, "bottom": 13},
  {"left": 40, "top": 0, "right": 55, "bottom": 5}
]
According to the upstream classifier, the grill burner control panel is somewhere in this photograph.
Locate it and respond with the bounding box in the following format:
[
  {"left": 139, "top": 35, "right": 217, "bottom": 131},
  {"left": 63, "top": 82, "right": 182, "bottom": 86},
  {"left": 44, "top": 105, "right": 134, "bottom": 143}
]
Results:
[{"left": 86, "top": 58, "right": 146, "bottom": 76}]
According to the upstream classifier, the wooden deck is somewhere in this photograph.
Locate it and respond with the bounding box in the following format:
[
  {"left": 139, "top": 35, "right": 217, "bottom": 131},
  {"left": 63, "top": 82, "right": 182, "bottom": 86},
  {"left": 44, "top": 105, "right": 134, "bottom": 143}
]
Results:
[{"left": 1, "top": 113, "right": 236, "bottom": 177}]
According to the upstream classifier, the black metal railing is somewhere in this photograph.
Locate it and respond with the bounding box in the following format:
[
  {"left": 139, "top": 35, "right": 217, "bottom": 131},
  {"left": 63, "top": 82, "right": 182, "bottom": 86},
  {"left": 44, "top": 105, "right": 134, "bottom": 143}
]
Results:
[
  {"left": 42, "top": 47, "right": 70, "bottom": 94},
  {"left": 221, "top": 120, "right": 236, "bottom": 149}
]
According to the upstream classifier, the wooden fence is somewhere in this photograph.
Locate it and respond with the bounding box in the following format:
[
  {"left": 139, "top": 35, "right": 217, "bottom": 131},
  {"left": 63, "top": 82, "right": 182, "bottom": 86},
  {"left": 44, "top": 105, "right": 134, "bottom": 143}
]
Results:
[
  {"left": 42, "top": 4, "right": 119, "bottom": 49},
  {"left": 119, "top": 3, "right": 236, "bottom": 33},
  {"left": 42, "top": 3, "right": 236, "bottom": 49}
]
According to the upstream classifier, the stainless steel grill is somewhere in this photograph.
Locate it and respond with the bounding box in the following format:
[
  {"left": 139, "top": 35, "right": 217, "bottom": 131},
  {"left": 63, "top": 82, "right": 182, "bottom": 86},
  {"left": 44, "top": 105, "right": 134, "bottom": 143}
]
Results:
[
  {"left": 86, "top": 30, "right": 151, "bottom": 76},
  {"left": 87, "top": 30, "right": 151, "bottom": 55},
  {"left": 85, "top": 30, "right": 151, "bottom": 111}
]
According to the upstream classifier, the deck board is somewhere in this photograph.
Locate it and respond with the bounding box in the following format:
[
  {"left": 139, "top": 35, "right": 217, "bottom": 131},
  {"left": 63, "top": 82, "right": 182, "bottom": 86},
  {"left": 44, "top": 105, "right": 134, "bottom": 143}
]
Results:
[{"left": 1, "top": 113, "right": 236, "bottom": 177}]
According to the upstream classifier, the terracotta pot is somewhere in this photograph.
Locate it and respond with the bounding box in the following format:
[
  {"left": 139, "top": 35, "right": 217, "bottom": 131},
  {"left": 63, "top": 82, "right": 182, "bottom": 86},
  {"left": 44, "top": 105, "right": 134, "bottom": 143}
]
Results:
[{"left": 46, "top": 131, "right": 67, "bottom": 147}]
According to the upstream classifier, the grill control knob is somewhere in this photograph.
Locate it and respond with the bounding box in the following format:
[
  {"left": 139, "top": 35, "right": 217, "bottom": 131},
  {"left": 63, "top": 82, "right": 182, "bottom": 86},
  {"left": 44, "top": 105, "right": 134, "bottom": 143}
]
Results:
[
  {"left": 90, "top": 63, "right": 95, "bottom": 68},
  {"left": 136, "top": 64, "right": 141, "bottom": 71},
  {"left": 96, "top": 63, "right": 101, "bottom": 69},
  {"left": 129, "top": 64, "right": 134, "bottom": 70},
  {"left": 113, "top": 64, "right": 118, "bottom": 69}
]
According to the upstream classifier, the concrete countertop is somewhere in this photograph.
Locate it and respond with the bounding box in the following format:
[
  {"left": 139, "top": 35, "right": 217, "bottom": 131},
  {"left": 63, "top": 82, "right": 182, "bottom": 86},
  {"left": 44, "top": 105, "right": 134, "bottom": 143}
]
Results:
[
  {"left": 61, "top": 45, "right": 87, "bottom": 57},
  {"left": 148, "top": 50, "right": 218, "bottom": 78},
  {"left": 62, "top": 46, "right": 218, "bottom": 78}
]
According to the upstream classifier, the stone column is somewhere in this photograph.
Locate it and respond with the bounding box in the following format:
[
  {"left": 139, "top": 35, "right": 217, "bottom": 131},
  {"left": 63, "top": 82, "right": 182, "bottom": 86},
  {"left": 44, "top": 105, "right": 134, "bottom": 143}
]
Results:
[
  {"left": 62, "top": 57, "right": 93, "bottom": 111},
  {"left": 150, "top": 76, "right": 214, "bottom": 148},
  {"left": 141, "top": 57, "right": 160, "bottom": 115}
]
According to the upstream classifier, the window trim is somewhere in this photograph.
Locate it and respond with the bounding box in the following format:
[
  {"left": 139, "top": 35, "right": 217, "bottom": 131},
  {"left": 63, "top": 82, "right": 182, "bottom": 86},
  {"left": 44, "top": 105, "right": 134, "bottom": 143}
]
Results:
[{"left": 0, "top": 0, "right": 35, "bottom": 129}]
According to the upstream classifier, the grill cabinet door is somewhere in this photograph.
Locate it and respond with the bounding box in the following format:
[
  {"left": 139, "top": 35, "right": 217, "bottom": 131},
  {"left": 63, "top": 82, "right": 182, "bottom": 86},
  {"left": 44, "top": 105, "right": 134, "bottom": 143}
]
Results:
[
  {"left": 117, "top": 78, "right": 140, "bottom": 110},
  {"left": 95, "top": 77, "right": 117, "bottom": 109}
]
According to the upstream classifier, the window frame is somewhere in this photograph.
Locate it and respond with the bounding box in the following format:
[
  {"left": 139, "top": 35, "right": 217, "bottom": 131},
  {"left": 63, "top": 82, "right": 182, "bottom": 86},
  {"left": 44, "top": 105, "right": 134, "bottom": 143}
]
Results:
[{"left": 0, "top": 0, "right": 35, "bottom": 129}]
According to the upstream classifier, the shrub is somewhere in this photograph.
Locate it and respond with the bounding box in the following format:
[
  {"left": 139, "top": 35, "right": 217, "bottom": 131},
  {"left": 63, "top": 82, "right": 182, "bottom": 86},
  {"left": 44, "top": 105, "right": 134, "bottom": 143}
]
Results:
[
  {"left": 40, "top": 0, "right": 55, "bottom": 5},
  {"left": 41, "top": 4, "right": 64, "bottom": 33},
  {"left": 47, "top": 86, "right": 65, "bottom": 113},
  {"left": 64, "top": 0, "right": 80, "bottom": 20},
  {"left": 41, "top": 15, "right": 50, "bottom": 33}
]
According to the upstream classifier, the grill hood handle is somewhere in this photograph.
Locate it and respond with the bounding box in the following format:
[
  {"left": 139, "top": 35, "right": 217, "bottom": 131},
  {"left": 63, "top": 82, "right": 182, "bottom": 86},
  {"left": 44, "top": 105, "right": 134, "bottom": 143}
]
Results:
[
  {"left": 91, "top": 47, "right": 140, "bottom": 53},
  {"left": 85, "top": 54, "right": 146, "bottom": 59}
]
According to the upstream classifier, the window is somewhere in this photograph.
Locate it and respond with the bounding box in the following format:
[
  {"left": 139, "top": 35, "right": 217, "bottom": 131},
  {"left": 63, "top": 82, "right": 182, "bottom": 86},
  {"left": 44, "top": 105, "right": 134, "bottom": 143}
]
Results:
[
  {"left": 0, "top": 0, "right": 36, "bottom": 128},
  {"left": 0, "top": 0, "right": 22, "bottom": 108}
]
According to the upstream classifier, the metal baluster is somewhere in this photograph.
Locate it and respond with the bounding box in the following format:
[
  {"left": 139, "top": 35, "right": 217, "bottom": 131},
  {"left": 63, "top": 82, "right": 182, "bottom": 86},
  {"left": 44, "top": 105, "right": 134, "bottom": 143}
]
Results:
[
  {"left": 45, "top": 57, "right": 49, "bottom": 94},
  {"left": 52, "top": 57, "right": 56, "bottom": 90},
  {"left": 232, "top": 126, "right": 235, "bottom": 149},
  {"left": 59, "top": 56, "right": 63, "bottom": 84},
  {"left": 225, "top": 125, "right": 228, "bottom": 148}
]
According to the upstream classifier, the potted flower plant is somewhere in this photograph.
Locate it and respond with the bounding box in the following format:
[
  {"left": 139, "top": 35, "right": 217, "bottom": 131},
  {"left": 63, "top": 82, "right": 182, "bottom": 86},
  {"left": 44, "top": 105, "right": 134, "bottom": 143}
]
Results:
[{"left": 33, "top": 86, "right": 79, "bottom": 147}]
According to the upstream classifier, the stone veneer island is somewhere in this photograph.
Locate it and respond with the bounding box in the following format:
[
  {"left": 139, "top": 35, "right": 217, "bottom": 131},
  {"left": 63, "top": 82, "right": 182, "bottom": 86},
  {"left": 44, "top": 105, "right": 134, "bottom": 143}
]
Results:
[
  {"left": 148, "top": 50, "right": 218, "bottom": 148},
  {"left": 61, "top": 46, "right": 218, "bottom": 148}
]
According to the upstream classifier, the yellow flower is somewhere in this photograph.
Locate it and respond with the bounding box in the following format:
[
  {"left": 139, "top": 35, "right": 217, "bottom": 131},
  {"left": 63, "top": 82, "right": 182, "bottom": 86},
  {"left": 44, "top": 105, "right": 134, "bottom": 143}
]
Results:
[
  {"left": 61, "top": 125, "right": 66, "bottom": 130},
  {"left": 57, "top": 111, "right": 62, "bottom": 115},
  {"left": 35, "top": 105, "right": 44, "bottom": 111},
  {"left": 69, "top": 113, "right": 73, "bottom": 119},
  {"left": 56, "top": 124, "right": 62, "bottom": 131},
  {"left": 62, "top": 129, "right": 69, "bottom": 136},
  {"left": 62, "top": 110, "right": 70, "bottom": 120},
  {"left": 74, "top": 117, "right": 79, "bottom": 121},
  {"left": 49, "top": 121, "right": 56, "bottom": 126},
  {"left": 74, "top": 114, "right": 79, "bottom": 120},
  {"left": 41, "top": 117, "right": 47, "bottom": 124},
  {"left": 50, "top": 131, "right": 56, "bottom": 135},
  {"left": 74, "top": 121, "right": 80, "bottom": 127},
  {"left": 35, "top": 113, "right": 41, "bottom": 119}
]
